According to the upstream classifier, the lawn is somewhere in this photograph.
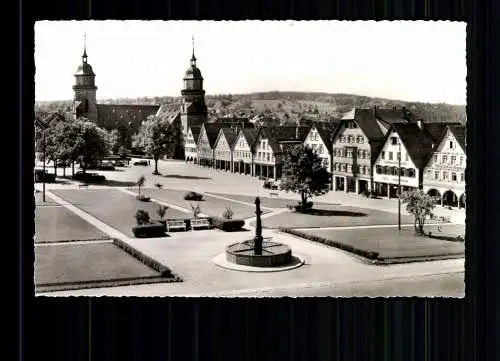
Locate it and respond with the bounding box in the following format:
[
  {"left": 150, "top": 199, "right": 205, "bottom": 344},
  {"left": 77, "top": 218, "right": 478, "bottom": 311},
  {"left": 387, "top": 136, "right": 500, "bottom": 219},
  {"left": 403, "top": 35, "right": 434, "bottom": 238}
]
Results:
[
  {"left": 287, "top": 224, "right": 464, "bottom": 262},
  {"left": 51, "top": 189, "right": 189, "bottom": 236},
  {"left": 35, "top": 242, "right": 171, "bottom": 292},
  {"left": 252, "top": 204, "right": 416, "bottom": 229},
  {"left": 35, "top": 206, "right": 108, "bottom": 243},
  {"left": 135, "top": 188, "right": 261, "bottom": 219}
]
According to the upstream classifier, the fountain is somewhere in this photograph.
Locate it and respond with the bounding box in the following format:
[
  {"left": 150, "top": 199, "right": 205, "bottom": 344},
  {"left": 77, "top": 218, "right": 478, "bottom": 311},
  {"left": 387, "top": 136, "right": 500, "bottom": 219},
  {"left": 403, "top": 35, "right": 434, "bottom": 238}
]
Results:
[{"left": 225, "top": 197, "right": 293, "bottom": 267}]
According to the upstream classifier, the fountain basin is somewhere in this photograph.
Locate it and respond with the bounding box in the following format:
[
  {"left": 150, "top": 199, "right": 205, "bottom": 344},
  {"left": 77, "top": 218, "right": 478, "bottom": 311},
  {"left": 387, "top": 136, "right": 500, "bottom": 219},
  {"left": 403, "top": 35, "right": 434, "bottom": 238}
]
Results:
[{"left": 226, "top": 240, "right": 292, "bottom": 267}]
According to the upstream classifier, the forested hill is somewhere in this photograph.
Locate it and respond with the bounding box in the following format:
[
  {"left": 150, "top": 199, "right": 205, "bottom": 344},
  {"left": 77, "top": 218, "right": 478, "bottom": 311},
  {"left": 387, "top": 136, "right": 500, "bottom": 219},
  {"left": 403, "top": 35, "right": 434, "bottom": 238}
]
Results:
[{"left": 35, "top": 91, "right": 466, "bottom": 124}]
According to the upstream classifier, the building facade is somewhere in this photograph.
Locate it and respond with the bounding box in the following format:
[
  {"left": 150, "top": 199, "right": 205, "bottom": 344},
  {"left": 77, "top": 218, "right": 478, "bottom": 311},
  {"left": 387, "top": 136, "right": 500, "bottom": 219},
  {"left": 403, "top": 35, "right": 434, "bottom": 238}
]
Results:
[
  {"left": 233, "top": 128, "right": 258, "bottom": 175},
  {"left": 422, "top": 125, "right": 466, "bottom": 208},
  {"left": 213, "top": 128, "right": 237, "bottom": 171},
  {"left": 196, "top": 124, "right": 214, "bottom": 167},
  {"left": 331, "top": 110, "right": 381, "bottom": 194},
  {"left": 185, "top": 126, "right": 201, "bottom": 163},
  {"left": 303, "top": 124, "right": 334, "bottom": 187},
  {"left": 373, "top": 123, "right": 434, "bottom": 198}
]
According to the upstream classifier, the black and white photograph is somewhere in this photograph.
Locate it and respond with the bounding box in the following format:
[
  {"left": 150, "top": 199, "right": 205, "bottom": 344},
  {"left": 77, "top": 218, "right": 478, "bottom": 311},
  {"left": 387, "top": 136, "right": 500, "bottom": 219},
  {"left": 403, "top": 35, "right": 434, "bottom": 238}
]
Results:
[{"left": 34, "top": 20, "right": 466, "bottom": 297}]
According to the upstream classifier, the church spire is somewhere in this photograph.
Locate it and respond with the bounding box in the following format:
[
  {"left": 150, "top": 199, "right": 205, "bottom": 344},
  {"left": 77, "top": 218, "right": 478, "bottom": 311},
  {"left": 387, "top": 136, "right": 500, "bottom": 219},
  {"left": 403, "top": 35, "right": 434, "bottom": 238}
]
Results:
[
  {"left": 190, "top": 35, "right": 197, "bottom": 66},
  {"left": 82, "top": 32, "right": 88, "bottom": 63}
]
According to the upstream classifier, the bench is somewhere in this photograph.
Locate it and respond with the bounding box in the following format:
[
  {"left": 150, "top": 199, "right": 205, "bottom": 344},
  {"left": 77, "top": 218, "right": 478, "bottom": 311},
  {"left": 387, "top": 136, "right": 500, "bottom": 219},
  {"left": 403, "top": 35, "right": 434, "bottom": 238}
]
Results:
[
  {"left": 190, "top": 218, "right": 211, "bottom": 230},
  {"left": 166, "top": 220, "right": 187, "bottom": 232},
  {"left": 269, "top": 191, "right": 279, "bottom": 198}
]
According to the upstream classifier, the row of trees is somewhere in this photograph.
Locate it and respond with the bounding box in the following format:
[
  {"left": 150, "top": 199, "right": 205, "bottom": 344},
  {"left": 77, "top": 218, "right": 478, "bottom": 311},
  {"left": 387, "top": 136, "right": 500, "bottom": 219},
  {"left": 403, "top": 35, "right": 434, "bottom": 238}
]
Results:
[{"left": 35, "top": 117, "right": 113, "bottom": 175}]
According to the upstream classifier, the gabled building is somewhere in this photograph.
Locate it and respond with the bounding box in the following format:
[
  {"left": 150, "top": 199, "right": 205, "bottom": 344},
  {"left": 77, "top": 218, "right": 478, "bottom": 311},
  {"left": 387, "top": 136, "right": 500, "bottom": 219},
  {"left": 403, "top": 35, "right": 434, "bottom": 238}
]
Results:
[
  {"left": 303, "top": 124, "right": 334, "bottom": 186},
  {"left": 373, "top": 122, "right": 434, "bottom": 198},
  {"left": 213, "top": 128, "right": 238, "bottom": 171},
  {"left": 185, "top": 126, "right": 201, "bottom": 163},
  {"left": 330, "top": 106, "right": 415, "bottom": 194},
  {"left": 331, "top": 108, "right": 385, "bottom": 194},
  {"left": 196, "top": 123, "right": 227, "bottom": 167},
  {"left": 233, "top": 128, "right": 259, "bottom": 175},
  {"left": 252, "top": 126, "right": 310, "bottom": 180},
  {"left": 422, "top": 125, "right": 466, "bottom": 208}
]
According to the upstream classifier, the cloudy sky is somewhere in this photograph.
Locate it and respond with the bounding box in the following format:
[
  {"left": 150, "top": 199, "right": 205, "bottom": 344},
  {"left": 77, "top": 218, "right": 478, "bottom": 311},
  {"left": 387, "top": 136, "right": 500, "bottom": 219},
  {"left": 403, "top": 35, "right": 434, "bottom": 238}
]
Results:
[{"left": 35, "top": 20, "right": 466, "bottom": 105}]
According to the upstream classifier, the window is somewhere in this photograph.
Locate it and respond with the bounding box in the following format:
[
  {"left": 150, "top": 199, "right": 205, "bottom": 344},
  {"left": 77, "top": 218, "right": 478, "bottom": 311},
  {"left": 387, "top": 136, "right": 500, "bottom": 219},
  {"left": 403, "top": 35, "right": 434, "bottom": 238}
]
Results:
[
  {"left": 267, "top": 153, "right": 270, "bottom": 161},
  {"left": 408, "top": 168, "right": 416, "bottom": 178},
  {"left": 347, "top": 164, "right": 352, "bottom": 172},
  {"left": 443, "top": 171, "right": 448, "bottom": 180},
  {"left": 341, "top": 136, "right": 345, "bottom": 143},
  {"left": 381, "top": 151, "right": 385, "bottom": 160},
  {"left": 347, "top": 136, "right": 353, "bottom": 143},
  {"left": 343, "top": 164, "right": 347, "bottom": 172},
  {"left": 451, "top": 156, "right": 456, "bottom": 164},
  {"left": 452, "top": 172, "right": 457, "bottom": 181},
  {"left": 427, "top": 169, "right": 432, "bottom": 179},
  {"left": 319, "top": 144, "right": 323, "bottom": 154},
  {"left": 389, "top": 152, "right": 393, "bottom": 160},
  {"left": 405, "top": 153, "right": 409, "bottom": 162},
  {"left": 442, "top": 155, "right": 448, "bottom": 164},
  {"left": 460, "top": 173, "right": 464, "bottom": 182},
  {"left": 460, "top": 156, "right": 464, "bottom": 165},
  {"left": 435, "top": 171, "right": 439, "bottom": 180},
  {"left": 322, "top": 158, "right": 329, "bottom": 168},
  {"left": 449, "top": 141, "right": 454, "bottom": 149},
  {"left": 391, "top": 137, "right": 398, "bottom": 145},
  {"left": 346, "top": 149, "right": 352, "bottom": 158},
  {"left": 434, "top": 154, "right": 438, "bottom": 164}
]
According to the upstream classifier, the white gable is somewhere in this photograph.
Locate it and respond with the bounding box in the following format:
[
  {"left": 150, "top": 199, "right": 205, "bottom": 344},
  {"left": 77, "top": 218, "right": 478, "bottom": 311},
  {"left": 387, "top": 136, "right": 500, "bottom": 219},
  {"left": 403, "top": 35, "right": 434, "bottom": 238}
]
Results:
[
  {"left": 375, "top": 131, "right": 417, "bottom": 169},
  {"left": 234, "top": 132, "right": 250, "bottom": 151}
]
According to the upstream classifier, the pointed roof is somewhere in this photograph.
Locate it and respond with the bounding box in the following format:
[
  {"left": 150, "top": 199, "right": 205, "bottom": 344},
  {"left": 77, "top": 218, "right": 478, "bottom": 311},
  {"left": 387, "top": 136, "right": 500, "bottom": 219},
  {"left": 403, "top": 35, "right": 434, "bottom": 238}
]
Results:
[
  {"left": 353, "top": 108, "right": 385, "bottom": 140},
  {"left": 240, "top": 128, "right": 259, "bottom": 148},
  {"left": 257, "top": 126, "right": 311, "bottom": 153},
  {"left": 313, "top": 123, "right": 334, "bottom": 154},
  {"left": 189, "top": 126, "right": 201, "bottom": 144},
  {"left": 202, "top": 123, "right": 228, "bottom": 148},
  {"left": 448, "top": 125, "right": 466, "bottom": 152},
  {"left": 388, "top": 123, "right": 435, "bottom": 169},
  {"left": 219, "top": 128, "right": 238, "bottom": 150}
]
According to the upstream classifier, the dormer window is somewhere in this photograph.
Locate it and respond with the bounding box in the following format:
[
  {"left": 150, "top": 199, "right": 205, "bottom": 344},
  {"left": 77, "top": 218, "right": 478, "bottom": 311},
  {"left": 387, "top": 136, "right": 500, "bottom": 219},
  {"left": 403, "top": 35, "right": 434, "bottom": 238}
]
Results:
[{"left": 449, "top": 141, "right": 454, "bottom": 149}]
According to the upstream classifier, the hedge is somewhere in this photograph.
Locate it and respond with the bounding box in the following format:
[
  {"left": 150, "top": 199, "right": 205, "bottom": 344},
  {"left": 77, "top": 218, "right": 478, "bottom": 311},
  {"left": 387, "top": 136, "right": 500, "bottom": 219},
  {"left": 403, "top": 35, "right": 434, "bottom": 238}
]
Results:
[
  {"left": 132, "top": 222, "right": 167, "bottom": 238},
  {"left": 279, "top": 227, "right": 379, "bottom": 260},
  {"left": 112, "top": 238, "right": 181, "bottom": 280},
  {"left": 211, "top": 217, "right": 245, "bottom": 232},
  {"left": 72, "top": 173, "right": 106, "bottom": 182}
]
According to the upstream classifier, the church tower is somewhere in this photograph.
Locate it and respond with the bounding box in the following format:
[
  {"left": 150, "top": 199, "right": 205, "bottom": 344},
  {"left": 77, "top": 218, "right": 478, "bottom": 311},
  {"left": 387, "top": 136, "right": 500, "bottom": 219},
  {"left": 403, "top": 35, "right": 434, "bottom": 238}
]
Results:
[
  {"left": 72, "top": 34, "right": 98, "bottom": 122},
  {"left": 180, "top": 36, "right": 207, "bottom": 139}
]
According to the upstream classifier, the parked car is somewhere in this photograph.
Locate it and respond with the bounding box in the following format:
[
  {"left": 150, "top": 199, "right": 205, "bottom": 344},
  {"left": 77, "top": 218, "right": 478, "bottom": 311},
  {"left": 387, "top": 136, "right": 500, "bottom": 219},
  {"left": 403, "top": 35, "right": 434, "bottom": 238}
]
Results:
[
  {"left": 184, "top": 191, "right": 204, "bottom": 201},
  {"left": 133, "top": 160, "right": 149, "bottom": 166},
  {"left": 34, "top": 169, "right": 56, "bottom": 183}
]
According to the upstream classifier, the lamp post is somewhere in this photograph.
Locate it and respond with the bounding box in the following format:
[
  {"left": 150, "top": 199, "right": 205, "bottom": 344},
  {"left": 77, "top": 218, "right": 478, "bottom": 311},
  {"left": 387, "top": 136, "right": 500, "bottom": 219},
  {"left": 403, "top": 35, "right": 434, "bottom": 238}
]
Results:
[
  {"left": 35, "top": 117, "right": 48, "bottom": 202},
  {"left": 398, "top": 140, "right": 401, "bottom": 231}
]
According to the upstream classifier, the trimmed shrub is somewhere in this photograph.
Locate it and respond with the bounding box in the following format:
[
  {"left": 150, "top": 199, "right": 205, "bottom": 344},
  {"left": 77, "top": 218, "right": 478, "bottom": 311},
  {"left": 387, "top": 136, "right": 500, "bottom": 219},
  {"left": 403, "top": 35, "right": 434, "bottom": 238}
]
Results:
[
  {"left": 184, "top": 191, "right": 203, "bottom": 201},
  {"left": 286, "top": 204, "right": 296, "bottom": 211},
  {"left": 72, "top": 172, "right": 106, "bottom": 183},
  {"left": 211, "top": 217, "right": 245, "bottom": 232},
  {"left": 222, "top": 206, "right": 234, "bottom": 220},
  {"left": 112, "top": 238, "right": 179, "bottom": 280},
  {"left": 294, "top": 201, "right": 313, "bottom": 213},
  {"left": 135, "top": 209, "right": 150, "bottom": 225},
  {"left": 132, "top": 222, "right": 166, "bottom": 238},
  {"left": 280, "top": 227, "right": 379, "bottom": 260}
]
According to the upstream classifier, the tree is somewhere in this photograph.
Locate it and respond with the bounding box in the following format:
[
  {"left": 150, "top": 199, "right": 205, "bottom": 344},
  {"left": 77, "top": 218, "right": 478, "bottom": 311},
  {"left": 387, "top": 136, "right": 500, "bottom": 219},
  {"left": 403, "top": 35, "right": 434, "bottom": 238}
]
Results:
[
  {"left": 104, "top": 129, "right": 120, "bottom": 155},
  {"left": 401, "top": 189, "right": 436, "bottom": 235},
  {"left": 134, "top": 116, "right": 179, "bottom": 175},
  {"left": 156, "top": 205, "right": 168, "bottom": 220},
  {"left": 72, "top": 118, "right": 109, "bottom": 174},
  {"left": 279, "top": 145, "right": 331, "bottom": 211},
  {"left": 137, "top": 175, "right": 146, "bottom": 198}
]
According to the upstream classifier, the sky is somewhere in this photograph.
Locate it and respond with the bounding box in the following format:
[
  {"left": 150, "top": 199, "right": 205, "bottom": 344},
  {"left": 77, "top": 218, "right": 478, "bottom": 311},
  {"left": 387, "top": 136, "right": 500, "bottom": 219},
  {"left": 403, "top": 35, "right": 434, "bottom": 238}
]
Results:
[{"left": 35, "top": 20, "right": 466, "bottom": 105}]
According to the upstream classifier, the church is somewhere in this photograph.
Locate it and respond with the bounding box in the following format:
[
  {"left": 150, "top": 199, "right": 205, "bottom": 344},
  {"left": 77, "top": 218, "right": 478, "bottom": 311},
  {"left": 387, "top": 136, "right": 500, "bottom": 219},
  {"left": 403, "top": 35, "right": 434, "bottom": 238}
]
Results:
[{"left": 71, "top": 36, "right": 208, "bottom": 159}]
